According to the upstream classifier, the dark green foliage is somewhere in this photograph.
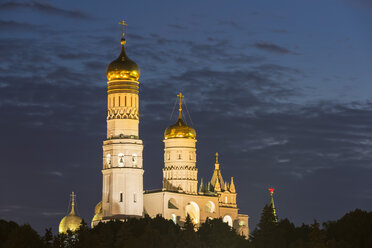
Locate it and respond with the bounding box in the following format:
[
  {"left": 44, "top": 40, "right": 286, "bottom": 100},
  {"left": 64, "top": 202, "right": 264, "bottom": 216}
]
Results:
[
  {"left": 197, "top": 218, "right": 246, "bottom": 248},
  {"left": 2, "top": 223, "right": 44, "bottom": 248},
  {"left": 324, "top": 209, "right": 372, "bottom": 248},
  {"left": 1, "top": 208, "right": 372, "bottom": 247},
  {"left": 308, "top": 220, "right": 326, "bottom": 248}
]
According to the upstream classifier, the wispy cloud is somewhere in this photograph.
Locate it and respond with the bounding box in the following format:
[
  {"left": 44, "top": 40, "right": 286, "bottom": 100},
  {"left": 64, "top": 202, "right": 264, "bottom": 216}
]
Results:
[
  {"left": 0, "top": 2, "right": 94, "bottom": 20},
  {"left": 253, "top": 42, "right": 297, "bottom": 55}
]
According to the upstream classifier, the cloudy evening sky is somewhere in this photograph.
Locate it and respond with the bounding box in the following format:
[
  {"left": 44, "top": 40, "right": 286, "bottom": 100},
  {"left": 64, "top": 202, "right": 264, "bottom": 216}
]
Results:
[{"left": 0, "top": 0, "right": 371, "bottom": 233}]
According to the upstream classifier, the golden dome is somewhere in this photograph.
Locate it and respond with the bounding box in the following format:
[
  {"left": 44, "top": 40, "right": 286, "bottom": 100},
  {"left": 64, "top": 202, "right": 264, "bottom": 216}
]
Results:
[
  {"left": 164, "top": 93, "right": 196, "bottom": 140},
  {"left": 91, "top": 201, "right": 103, "bottom": 228},
  {"left": 164, "top": 118, "right": 196, "bottom": 140},
  {"left": 106, "top": 38, "right": 140, "bottom": 81},
  {"left": 59, "top": 192, "right": 82, "bottom": 234}
]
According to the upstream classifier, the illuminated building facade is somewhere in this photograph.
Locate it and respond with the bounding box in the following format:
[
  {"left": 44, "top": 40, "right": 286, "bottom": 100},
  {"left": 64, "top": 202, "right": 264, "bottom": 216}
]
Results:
[{"left": 91, "top": 21, "right": 249, "bottom": 238}]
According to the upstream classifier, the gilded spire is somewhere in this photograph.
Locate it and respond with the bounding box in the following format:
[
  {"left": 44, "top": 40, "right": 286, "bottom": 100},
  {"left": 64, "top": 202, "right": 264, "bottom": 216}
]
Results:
[
  {"left": 177, "top": 92, "right": 184, "bottom": 119},
  {"left": 230, "top": 177, "right": 236, "bottom": 193},
  {"left": 223, "top": 181, "right": 227, "bottom": 191},
  {"left": 269, "top": 187, "right": 278, "bottom": 222},
  {"left": 70, "top": 191, "right": 76, "bottom": 215},
  {"left": 215, "top": 152, "right": 219, "bottom": 170}
]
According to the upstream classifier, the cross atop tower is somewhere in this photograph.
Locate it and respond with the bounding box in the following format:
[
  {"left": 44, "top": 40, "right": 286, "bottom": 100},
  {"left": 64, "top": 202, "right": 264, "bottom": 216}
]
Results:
[
  {"left": 118, "top": 19, "right": 128, "bottom": 38},
  {"left": 70, "top": 191, "right": 76, "bottom": 208},
  {"left": 215, "top": 152, "right": 219, "bottom": 164},
  {"left": 177, "top": 92, "right": 184, "bottom": 118}
]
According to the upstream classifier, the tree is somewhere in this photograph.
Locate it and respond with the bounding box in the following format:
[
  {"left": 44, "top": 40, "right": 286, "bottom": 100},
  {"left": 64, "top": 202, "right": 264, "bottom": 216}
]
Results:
[
  {"left": 3, "top": 224, "right": 43, "bottom": 248},
  {"left": 198, "top": 218, "right": 247, "bottom": 248},
  {"left": 250, "top": 204, "right": 285, "bottom": 247},
  {"left": 308, "top": 219, "right": 326, "bottom": 248}
]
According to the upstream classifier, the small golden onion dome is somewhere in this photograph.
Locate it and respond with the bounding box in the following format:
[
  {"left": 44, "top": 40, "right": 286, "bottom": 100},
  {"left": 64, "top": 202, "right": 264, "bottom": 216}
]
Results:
[
  {"left": 164, "top": 118, "right": 196, "bottom": 140},
  {"left": 164, "top": 93, "right": 196, "bottom": 140},
  {"left": 59, "top": 192, "right": 82, "bottom": 234},
  {"left": 106, "top": 38, "right": 140, "bottom": 81},
  {"left": 91, "top": 201, "right": 103, "bottom": 228}
]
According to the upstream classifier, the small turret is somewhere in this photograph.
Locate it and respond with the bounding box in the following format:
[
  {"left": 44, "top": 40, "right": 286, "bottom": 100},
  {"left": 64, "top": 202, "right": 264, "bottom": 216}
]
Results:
[
  {"left": 214, "top": 178, "right": 221, "bottom": 192},
  {"left": 199, "top": 178, "right": 205, "bottom": 193},
  {"left": 230, "top": 177, "right": 236, "bottom": 193}
]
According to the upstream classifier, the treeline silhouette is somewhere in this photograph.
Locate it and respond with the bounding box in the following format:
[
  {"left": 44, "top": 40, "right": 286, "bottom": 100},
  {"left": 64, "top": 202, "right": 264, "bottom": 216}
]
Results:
[{"left": 1, "top": 208, "right": 371, "bottom": 248}]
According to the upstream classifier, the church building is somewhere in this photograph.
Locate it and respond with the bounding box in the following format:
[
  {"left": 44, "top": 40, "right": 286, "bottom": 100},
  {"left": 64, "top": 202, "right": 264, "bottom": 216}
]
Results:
[{"left": 87, "top": 21, "right": 249, "bottom": 238}]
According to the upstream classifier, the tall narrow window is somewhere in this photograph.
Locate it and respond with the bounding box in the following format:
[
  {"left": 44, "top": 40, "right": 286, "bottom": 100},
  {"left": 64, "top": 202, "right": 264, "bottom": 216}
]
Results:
[
  {"left": 118, "top": 153, "right": 125, "bottom": 167},
  {"left": 178, "top": 153, "right": 181, "bottom": 160},
  {"left": 225, "top": 196, "right": 228, "bottom": 204},
  {"left": 120, "top": 193, "right": 123, "bottom": 202},
  {"left": 133, "top": 193, "right": 137, "bottom": 203},
  {"left": 131, "top": 96, "right": 133, "bottom": 106},
  {"left": 125, "top": 96, "right": 127, "bottom": 106},
  {"left": 118, "top": 96, "right": 121, "bottom": 106},
  {"left": 113, "top": 97, "right": 115, "bottom": 107},
  {"left": 132, "top": 154, "right": 137, "bottom": 167}
]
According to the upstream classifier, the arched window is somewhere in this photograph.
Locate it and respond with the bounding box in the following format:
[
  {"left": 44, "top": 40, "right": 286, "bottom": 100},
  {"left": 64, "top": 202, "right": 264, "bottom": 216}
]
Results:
[
  {"left": 225, "top": 196, "right": 228, "bottom": 203},
  {"left": 119, "top": 193, "right": 123, "bottom": 202},
  {"left": 168, "top": 198, "right": 178, "bottom": 209},
  {"left": 132, "top": 154, "right": 137, "bottom": 167},
  {"left": 185, "top": 201, "right": 200, "bottom": 225},
  {"left": 223, "top": 215, "right": 233, "bottom": 227},
  {"left": 106, "top": 154, "right": 111, "bottom": 168},
  {"left": 118, "top": 153, "right": 124, "bottom": 167},
  {"left": 205, "top": 201, "right": 215, "bottom": 213}
]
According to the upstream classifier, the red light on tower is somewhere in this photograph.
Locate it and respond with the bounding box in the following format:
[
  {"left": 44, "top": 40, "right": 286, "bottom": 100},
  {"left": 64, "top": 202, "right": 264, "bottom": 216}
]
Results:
[{"left": 269, "top": 187, "right": 274, "bottom": 194}]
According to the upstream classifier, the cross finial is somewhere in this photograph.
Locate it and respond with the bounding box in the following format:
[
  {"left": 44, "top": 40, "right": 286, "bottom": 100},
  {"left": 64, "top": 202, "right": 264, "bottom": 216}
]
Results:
[
  {"left": 177, "top": 92, "right": 184, "bottom": 119},
  {"left": 118, "top": 19, "right": 128, "bottom": 38},
  {"left": 215, "top": 152, "right": 219, "bottom": 164},
  {"left": 70, "top": 191, "right": 76, "bottom": 207}
]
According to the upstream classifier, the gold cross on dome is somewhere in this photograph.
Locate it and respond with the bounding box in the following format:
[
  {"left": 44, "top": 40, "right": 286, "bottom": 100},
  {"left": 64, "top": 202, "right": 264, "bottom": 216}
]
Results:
[
  {"left": 177, "top": 92, "right": 184, "bottom": 119},
  {"left": 70, "top": 191, "right": 76, "bottom": 206},
  {"left": 118, "top": 19, "right": 128, "bottom": 37},
  {"left": 215, "top": 152, "right": 219, "bottom": 163},
  {"left": 177, "top": 92, "right": 184, "bottom": 110}
]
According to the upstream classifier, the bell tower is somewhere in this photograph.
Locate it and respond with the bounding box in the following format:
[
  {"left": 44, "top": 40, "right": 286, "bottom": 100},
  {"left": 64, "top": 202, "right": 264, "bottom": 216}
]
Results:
[
  {"left": 163, "top": 93, "right": 198, "bottom": 194},
  {"left": 101, "top": 20, "right": 144, "bottom": 219}
]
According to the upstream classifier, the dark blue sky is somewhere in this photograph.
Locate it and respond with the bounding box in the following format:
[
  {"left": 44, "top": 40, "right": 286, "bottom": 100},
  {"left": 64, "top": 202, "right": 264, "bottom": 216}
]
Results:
[{"left": 0, "top": 0, "right": 371, "bottom": 233}]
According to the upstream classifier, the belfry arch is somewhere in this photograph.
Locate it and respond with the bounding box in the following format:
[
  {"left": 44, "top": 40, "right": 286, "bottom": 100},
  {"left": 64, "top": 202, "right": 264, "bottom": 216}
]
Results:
[{"left": 185, "top": 201, "right": 200, "bottom": 224}]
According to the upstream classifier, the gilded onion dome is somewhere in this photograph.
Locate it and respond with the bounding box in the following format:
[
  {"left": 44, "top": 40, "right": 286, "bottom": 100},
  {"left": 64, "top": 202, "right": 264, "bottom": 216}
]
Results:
[
  {"left": 106, "top": 22, "right": 140, "bottom": 81},
  {"left": 91, "top": 201, "right": 103, "bottom": 228},
  {"left": 59, "top": 192, "right": 82, "bottom": 234},
  {"left": 164, "top": 93, "right": 196, "bottom": 140}
]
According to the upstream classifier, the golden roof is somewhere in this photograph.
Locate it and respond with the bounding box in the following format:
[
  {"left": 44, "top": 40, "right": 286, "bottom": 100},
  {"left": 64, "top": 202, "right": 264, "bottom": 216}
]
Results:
[
  {"left": 106, "top": 21, "right": 140, "bottom": 81},
  {"left": 59, "top": 192, "right": 82, "bottom": 234},
  {"left": 164, "top": 93, "right": 196, "bottom": 140},
  {"left": 91, "top": 201, "right": 103, "bottom": 228}
]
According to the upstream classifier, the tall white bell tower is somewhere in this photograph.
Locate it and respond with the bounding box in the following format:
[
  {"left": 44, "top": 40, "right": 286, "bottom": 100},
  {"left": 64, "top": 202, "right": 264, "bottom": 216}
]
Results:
[{"left": 101, "top": 20, "right": 144, "bottom": 219}]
